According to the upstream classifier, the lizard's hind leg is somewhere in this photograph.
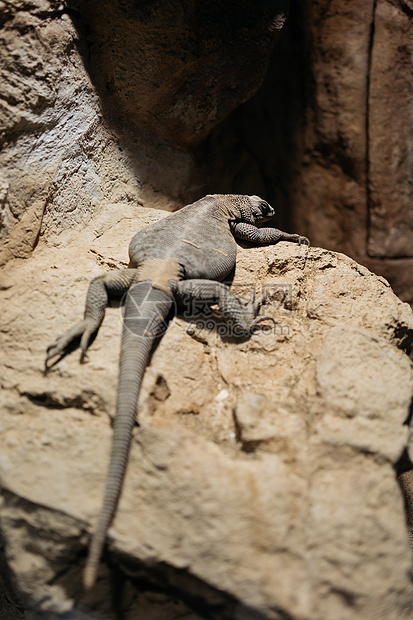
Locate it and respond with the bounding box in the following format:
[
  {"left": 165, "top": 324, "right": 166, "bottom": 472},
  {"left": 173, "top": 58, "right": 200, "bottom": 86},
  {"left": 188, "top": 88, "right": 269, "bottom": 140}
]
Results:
[
  {"left": 46, "top": 269, "right": 139, "bottom": 369},
  {"left": 171, "top": 279, "right": 270, "bottom": 336}
]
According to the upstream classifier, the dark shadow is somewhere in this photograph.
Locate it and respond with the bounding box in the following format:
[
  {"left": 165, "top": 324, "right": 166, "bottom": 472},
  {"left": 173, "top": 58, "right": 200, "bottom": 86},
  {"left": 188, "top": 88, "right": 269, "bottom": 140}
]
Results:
[
  {"left": 63, "top": 0, "right": 291, "bottom": 207},
  {"left": 204, "top": 2, "right": 308, "bottom": 233}
]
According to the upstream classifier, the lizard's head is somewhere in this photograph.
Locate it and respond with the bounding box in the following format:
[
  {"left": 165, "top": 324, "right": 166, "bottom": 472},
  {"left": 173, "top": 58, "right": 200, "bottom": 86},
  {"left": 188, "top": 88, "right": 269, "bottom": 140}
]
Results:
[{"left": 248, "top": 195, "right": 275, "bottom": 224}]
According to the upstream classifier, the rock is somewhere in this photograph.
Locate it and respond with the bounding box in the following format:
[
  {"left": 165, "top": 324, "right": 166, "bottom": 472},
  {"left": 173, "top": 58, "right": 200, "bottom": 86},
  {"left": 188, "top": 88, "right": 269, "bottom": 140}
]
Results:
[
  {"left": 69, "top": 0, "right": 288, "bottom": 148},
  {"left": 0, "top": 0, "right": 144, "bottom": 263},
  {"left": 368, "top": 0, "right": 413, "bottom": 258},
  {"left": 1, "top": 206, "right": 413, "bottom": 619}
]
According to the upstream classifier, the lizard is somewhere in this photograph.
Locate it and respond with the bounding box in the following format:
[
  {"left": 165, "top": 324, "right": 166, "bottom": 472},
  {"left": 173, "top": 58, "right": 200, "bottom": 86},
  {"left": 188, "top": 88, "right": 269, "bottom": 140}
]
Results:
[{"left": 45, "top": 193, "right": 309, "bottom": 589}]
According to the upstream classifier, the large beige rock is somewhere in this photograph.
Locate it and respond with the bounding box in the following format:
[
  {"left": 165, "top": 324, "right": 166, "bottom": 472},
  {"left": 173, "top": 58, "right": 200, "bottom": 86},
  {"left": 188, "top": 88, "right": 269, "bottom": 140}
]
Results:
[{"left": 1, "top": 205, "right": 413, "bottom": 619}]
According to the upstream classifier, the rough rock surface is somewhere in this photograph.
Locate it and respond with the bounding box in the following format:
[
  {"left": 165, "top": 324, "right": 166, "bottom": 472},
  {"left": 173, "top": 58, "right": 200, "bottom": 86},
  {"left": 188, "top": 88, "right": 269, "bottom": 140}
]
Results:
[
  {"left": 68, "top": 0, "right": 288, "bottom": 148},
  {"left": 0, "top": 0, "right": 146, "bottom": 264},
  {"left": 1, "top": 206, "right": 413, "bottom": 619},
  {"left": 368, "top": 0, "right": 413, "bottom": 258}
]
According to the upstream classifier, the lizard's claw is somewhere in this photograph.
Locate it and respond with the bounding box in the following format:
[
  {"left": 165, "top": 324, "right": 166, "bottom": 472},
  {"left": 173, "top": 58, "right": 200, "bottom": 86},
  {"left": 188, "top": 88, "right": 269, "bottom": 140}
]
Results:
[
  {"left": 80, "top": 328, "right": 96, "bottom": 362},
  {"left": 250, "top": 291, "right": 276, "bottom": 329},
  {"left": 46, "top": 323, "right": 84, "bottom": 370},
  {"left": 251, "top": 315, "right": 276, "bottom": 328},
  {"left": 237, "top": 289, "right": 269, "bottom": 331},
  {"left": 45, "top": 319, "right": 99, "bottom": 370},
  {"left": 249, "top": 290, "right": 267, "bottom": 317},
  {"left": 298, "top": 235, "right": 310, "bottom": 246}
]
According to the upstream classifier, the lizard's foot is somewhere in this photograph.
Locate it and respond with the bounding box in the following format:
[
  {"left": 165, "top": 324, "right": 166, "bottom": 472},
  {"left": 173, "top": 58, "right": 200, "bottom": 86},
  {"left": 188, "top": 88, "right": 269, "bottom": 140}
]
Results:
[
  {"left": 296, "top": 235, "right": 310, "bottom": 246},
  {"left": 251, "top": 314, "right": 277, "bottom": 329},
  {"left": 45, "top": 319, "right": 99, "bottom": 370},
  {"left": 244, "top": 289, "right": 266, "bottom": 316},
  {"left": 239, "top": 289, "right": 275, "bottom": 332},
  {"left": 280, "top": 232, "right": 310, "bottom": 246}
]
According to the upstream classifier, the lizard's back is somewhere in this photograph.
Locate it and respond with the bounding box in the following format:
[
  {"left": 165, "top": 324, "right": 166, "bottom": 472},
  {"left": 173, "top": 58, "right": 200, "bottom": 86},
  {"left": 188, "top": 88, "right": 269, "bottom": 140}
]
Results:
[{"left": 128, "top": 195, "right": 238, "bottom": 281}]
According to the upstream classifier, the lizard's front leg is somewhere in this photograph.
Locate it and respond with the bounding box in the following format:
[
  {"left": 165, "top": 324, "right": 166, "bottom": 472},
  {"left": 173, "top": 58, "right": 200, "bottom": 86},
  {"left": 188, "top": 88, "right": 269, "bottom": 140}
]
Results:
[
  {"left": 232, "top": 222, "right": 310, "bottom": 246},
  {"left": 170, "top": 279, "right": 270, "bottom": 335},
  {"left": 46, "top": 269, "right": 139, "bottom": 368}
]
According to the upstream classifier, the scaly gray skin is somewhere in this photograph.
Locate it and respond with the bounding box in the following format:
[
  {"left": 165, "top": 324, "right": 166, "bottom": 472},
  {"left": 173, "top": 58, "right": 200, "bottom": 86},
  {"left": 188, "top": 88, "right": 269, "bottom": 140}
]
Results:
[{"left": 45, "top": 194, "right": 309, "bottom": 589}]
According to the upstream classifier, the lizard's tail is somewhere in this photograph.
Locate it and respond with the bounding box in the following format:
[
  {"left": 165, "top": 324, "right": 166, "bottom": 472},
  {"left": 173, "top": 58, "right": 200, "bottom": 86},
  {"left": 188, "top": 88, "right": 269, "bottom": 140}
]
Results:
[{"left": 83, "top": 282, "right": 172, "bottom": 589}]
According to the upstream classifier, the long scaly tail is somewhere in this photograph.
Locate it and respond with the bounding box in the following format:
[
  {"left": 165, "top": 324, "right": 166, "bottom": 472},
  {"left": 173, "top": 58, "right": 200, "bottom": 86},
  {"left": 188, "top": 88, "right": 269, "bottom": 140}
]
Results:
[{"left": 83, "top": 282, "right": 172, "bottom": 589}]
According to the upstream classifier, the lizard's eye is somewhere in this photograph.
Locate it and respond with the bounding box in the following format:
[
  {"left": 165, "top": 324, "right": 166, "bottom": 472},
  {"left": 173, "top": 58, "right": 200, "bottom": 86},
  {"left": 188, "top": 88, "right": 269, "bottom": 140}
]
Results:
[
  {"left": 249, "top": 195, "right": 274, "bottom": 219},
  {"left": 260, "top": 202, "right": 273, "bottom": 216}
]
